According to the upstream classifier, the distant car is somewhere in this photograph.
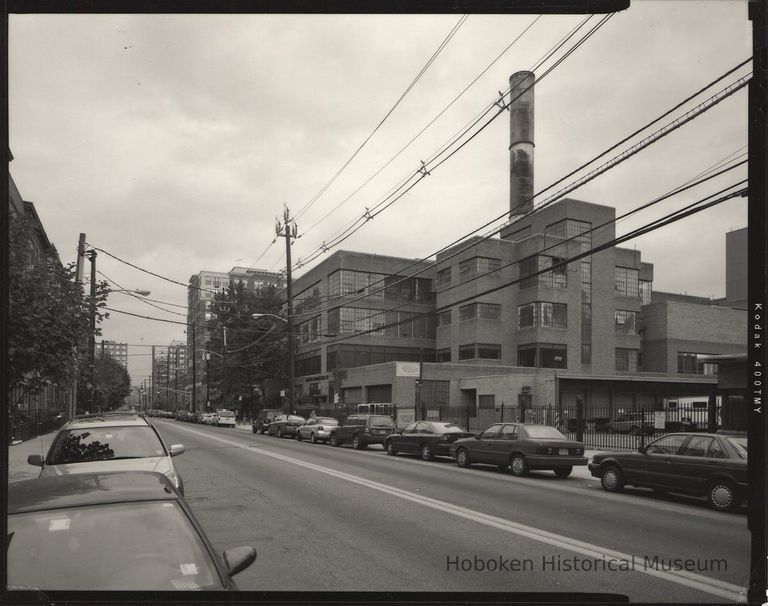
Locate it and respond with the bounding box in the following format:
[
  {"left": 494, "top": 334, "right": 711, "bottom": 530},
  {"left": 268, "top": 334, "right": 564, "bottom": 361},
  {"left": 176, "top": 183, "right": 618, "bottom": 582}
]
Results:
[
  {"left": 588, "top": 432, "right": 748, "bottom": 512},
  {"left": 328, "top": 414, "right": 396, "bottom": 449},
  {"left": 7, "top": 471, "right": 256, "bottom": 590},
  {"left": 27, "top": 412, "right": 186, "bottom": 494},
  {"left": 384, "top": 421, "right": 473, "bottom": 460},
  {"left": 199, "top": 412, "right": 214, "bottom": 425},
  {"left": 268, "top": 415, "right": 306, "bottom": 438},
  {"left": 253, "top": 409, "right": 283, "bottom": 434},
  {"left": 296, "top": 417, "right": 339, "bottom": 443},
  {"left": 214, "top": 410, "right": 236, "bottom": 428},
  {"left": 608, "top": 411, "right": 654, "bottom": 435},
  {"left": 449, "top": 423, "right": 587, "bottom": 477}
]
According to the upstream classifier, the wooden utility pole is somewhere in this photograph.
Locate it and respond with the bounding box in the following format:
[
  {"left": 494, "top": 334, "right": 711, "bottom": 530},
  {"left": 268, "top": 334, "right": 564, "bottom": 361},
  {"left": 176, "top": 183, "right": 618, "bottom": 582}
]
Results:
[
  {"left": 71, "top": 233, "right": 87, "bottom": 419},
  {"left": 86, "top": 250, "right": 97, "bottom": 412},
  {"left": 276, "top": 206, "right": 298, "bottom": 413}
]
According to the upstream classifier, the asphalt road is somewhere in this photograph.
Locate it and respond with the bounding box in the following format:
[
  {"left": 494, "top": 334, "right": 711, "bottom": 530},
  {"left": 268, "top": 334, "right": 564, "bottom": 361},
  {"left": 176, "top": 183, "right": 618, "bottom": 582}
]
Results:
[{"left": 153, "top": 419, "right": 750, "bottom": 602}]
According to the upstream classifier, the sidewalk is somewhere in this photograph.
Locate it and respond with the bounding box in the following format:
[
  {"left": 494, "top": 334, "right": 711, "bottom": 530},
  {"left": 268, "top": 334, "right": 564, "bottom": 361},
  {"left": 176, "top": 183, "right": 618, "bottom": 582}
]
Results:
[{"left": 8, "top": 430, "right": 57, "bottom": 483}]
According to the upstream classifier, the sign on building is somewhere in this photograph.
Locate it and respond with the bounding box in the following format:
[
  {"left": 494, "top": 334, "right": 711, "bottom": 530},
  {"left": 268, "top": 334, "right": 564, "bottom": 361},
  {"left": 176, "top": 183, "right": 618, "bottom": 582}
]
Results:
[{"left": 396, "top": 362, "right": 420, "bottom": 377}]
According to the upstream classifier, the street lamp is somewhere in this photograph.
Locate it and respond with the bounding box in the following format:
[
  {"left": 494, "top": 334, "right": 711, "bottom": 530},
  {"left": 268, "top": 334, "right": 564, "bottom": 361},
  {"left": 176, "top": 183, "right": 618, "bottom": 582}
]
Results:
[
  {"left": 110, "top": 289, "right": 152, "bottom": 296},
  {"left": 251, "top": 313, "right": 293, "bottom": 414}
]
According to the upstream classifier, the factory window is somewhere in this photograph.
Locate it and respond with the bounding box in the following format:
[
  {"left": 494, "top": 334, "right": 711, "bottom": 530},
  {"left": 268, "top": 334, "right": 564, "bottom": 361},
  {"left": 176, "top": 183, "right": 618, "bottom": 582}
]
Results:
[
  {"left": 476, "top": 344, "right": 501, "bottom": 360},
  {"left": 517, "top": 343, "right": 566, "bottom": 368},
  {"left": 437, "top": 267, "right": 452, "bottom": 286},
  {"left": 459, "top": 256, "right": 502, "bottom": 279},
  {"left": 459, "top": 302, "right": 501, "bottom": 321},
  {"left": 639, "top": 280, "right": 652, "bottom": 306},
  {"left": 615, "top": 310, "right": 638, "bottom": 335},
  {"left": 436, "top": 310, "right": 451, "bottom": 327},
  {"left": 615, "top": 267, "right": 639, "bottom": 297},
  {"left": 519, "top": 255, "right": 567, "bottom": 289},
  {"left": 458, "top": 344, "right": 475, "bottom": 360},
  {"left": 677, "top": 352, "right": 718, "bottom": 375},
  {"left": 517, "top": 346, "right": 537, "bottom": 367},
  {"left": 436, "top": 348, "right": 451, "bottom": 363},
  {"left": 518, "top": 302, "right": 567, "bottom": 329},
  {"left": 615, "top": 348, "right": 640, "bottom": 372}
]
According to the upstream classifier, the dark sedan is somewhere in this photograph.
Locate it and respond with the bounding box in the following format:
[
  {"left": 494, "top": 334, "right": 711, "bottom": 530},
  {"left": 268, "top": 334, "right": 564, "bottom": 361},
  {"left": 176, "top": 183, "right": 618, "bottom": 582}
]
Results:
[
  {"left": 449, "top": 423, "right": 587, "bottom": 477},
  {"left": 384, "top": 421, "right": 472, "bottom": 460},
  {"left": 588, "top": 432, "right": 748, "bottom": 512},
  {"left": 7, "top": 471, "right": 256, "bottom": 590},
  {"left": 268, "top": 414, "right": 306, "bottom": 438}
]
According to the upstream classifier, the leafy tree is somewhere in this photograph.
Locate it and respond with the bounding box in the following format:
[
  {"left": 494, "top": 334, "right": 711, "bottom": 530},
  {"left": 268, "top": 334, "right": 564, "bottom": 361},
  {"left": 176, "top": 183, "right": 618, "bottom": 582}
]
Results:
[
  {"left": 205, "top": 282, "right": 288, "bottom": 416},
  {"left": 8, "top": 214, "right": 110, "bottom": 409},
  {"left": 84, "top": 353, "right": 131, "bottom": 412}
]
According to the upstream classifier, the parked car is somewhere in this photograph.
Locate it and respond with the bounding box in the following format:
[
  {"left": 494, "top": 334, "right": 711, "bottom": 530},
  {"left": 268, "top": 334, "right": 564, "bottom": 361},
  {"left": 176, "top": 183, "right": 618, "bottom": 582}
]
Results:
[
  {"left": 384, "top": 421, "right": 473, "bottom": 460},
  {"left": 608, "top": 411, "right": 654, "bottom": 434},
  {"left": 214, "top": 410, "right": 236, "bottom": 428},
  {"left": 588, "top": 432, "right": 748, "bottom": 512},
  {"left": 7, "top": 471, "right": 256, "bottom": 590},
  {"left": 296, "top": 417, "right": 339, "bottom": 443},
  {"left": 199, "top": 412, "right": 215, "bottom": 425},
  {"left": 252, "top": 409, "right": 283, "bottom": 434},
  {"left": 27, "top": 412, "right": 186, "bottom": 494},
  {"left": 449, "top": 423, "right": 587, "bottom": 477},
  {"left": 268, "top": 415, "right": 306, "bottom": 438},
  {"left": 328, "top": 414, "right": 396, "bottom": 449}
]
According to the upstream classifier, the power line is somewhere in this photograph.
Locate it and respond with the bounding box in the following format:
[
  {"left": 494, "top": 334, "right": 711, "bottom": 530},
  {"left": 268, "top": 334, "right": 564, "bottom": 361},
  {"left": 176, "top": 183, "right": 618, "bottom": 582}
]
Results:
[
  {"left": 98, "top": 270, "right": 188, "bottom": 317},
  {"left": 320, "top": 184, "right": 747, "bottom": 346},
  {"left": 294, "top": 14, "right": 469, "bottom": 223},
  {"left": 298, "top": 14, "right": 544, "bottom": 240},
  {"left": 289, "top": 61, "right": 750, "bottom": 319},
  {"left": 292, "top": 14, "right": 610, "bottom": 271}
]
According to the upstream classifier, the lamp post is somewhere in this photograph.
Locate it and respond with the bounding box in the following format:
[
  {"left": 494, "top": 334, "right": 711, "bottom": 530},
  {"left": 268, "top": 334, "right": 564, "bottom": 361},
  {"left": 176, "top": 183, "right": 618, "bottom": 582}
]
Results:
[
  {"left": 111, "top": 289, "right": 151, "bottom": 296},
  {"left": 198, "top": 348, "right": 224, "bottom": 412},
  {"left": 252, "top": 313, "right": 292, "bottom": 413},
  {"left": 553, "top": 354, "right": 564, "bottom": 429}
]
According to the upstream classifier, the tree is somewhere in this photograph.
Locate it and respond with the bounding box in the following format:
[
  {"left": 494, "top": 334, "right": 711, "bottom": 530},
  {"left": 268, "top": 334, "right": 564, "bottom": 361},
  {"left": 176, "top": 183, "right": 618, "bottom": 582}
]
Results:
[
  {"left": 84, "top": 354, "right": 131, "bottom": 412},
  {"left": 8, "top": 213, "right": 110, "bottom": 408},
  {"left": 205, "top": 282, "right": 288, "bottom": 416}
]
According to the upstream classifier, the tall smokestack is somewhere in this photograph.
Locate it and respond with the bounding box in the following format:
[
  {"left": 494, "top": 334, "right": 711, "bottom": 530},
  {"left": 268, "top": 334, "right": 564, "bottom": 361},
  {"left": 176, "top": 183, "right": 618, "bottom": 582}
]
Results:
[{"left": 509, "top": 71, "right": 535, "bottom": 218}]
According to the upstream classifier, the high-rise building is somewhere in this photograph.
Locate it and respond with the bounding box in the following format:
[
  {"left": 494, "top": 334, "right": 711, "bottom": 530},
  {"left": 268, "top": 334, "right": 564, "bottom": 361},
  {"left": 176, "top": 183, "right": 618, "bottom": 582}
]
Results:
[{"left": 100, "top": 341, "right": 128, "bottom": 369}]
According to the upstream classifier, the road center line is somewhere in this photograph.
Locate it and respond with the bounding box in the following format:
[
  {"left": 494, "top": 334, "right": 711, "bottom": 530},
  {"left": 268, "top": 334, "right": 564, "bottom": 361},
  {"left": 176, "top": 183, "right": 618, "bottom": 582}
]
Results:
[{"left": 168, "top": 423, "right": 745, "bottom": 602}]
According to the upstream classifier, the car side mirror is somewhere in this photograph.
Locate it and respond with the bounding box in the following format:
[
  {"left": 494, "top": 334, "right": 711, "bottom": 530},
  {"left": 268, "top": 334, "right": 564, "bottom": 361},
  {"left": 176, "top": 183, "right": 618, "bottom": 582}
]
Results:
[
  {"left": 169, "top": 444, "right": 185, "bottom": 457},
  {"left": 27, "top": 454, "right": 43, "bottom": 467},
  {"left": 222, "top": 546, "right": 257, "bottom": 577}
]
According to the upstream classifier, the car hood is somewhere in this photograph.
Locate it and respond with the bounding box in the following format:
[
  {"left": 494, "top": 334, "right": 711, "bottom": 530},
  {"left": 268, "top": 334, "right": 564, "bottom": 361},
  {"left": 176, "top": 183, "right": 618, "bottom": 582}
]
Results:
[{"left": 40, "top": 456, "right": 173, "bottom": 477}]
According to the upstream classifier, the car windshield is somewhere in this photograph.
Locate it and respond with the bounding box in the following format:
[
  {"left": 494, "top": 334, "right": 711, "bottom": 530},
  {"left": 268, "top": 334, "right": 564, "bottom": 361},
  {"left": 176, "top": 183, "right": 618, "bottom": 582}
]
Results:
[
  {"left": 432, "top": 423, "right": 465, "bottom": 433},
  {"left": 370, "top": 416, "right": 394, "bottom": 427},
  {"left": 47, "top": 427, "right": 166, "bottom": 464},
  {"left": 726, "top": 437, "right": 748, "bottom": 458},
  {"left": 7, "top": 501, "right": 222, "bottom": 590},
  {"left": 524, "top": 426, "right": 566, "bottom": 439},
  {"left": 217, "top": 411, "right": 235, "bottom": 418}
]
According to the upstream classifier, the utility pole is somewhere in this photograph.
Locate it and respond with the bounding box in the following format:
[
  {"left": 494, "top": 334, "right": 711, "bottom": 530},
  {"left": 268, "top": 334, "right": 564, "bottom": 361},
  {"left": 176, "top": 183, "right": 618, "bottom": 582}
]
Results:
[
  {"left": 70, "top": 234, "right": 87, "bottom": 419},
  {"left": 86, "top": 250, "right": 97, "bottom": 413},
  {"left": 166, "top": 347, "right": 171, "bottom": 410},
  {"left": 206, "top": 352, "right": 211, "bottom": 411},
  {"left": 276, "top": 206, "right": 298, "bottom": 413},
  {"left": 222, "top": 327, "right": 228, "bottom": 409},
  {"left": 191, "top": 325, "right": 197, "bottom": 414},
  {"left": 151, "top": 345, "right": 155, "bottom": 409},
  {"left": 174, "top": 347, "right": 179, "bottom": 409}
]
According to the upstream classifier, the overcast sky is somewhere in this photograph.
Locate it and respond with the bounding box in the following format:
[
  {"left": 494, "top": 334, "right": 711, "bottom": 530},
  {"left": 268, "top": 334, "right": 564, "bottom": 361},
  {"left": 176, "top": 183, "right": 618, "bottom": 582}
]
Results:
[{"left": 9, "top": 2, "right": 751, "bottom": 384}]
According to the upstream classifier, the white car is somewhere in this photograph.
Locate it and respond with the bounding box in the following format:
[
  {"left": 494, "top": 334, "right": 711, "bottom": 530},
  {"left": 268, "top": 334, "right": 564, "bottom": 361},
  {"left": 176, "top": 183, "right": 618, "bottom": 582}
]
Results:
[
  {"left": 296, "top": 417, "right": 340, "bottom": 444},
  {"left": 214, "top": 410, "right": 236, "bottom": 427},
  {"left": 27, "top": 412, "right": 185, "bottom": 494}
]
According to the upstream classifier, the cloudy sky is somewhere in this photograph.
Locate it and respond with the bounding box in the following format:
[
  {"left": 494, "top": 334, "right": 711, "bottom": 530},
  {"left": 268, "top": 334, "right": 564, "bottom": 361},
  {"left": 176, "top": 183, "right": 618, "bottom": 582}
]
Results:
[{"left": 9, "top": 2, "right": 752, "bottom": 384}]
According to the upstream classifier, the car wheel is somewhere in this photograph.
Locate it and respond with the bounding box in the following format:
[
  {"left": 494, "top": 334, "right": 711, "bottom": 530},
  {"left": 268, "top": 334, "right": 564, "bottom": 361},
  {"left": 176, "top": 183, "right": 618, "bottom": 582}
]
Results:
[
  {"left": 420, "top": 443, "right": 433, "bottom": 461},
  {"left": 352, "top": 435, "right": 366, "bottom": 450},
  {"left": 310, "top": 433, "right": 317, "bottom": 444},
  {"left": 456, "top": 448, "right": 471, "bottom": 468},
  {"left": 554, "top": 466, "right": 573, "bottom": 478},
  {"left": 296, "top": 432, "right": 303, "bottom": 441},
  {"left": 510, "top": 454, "right": 529, "bottom": 477},
  {"left": 329, "top": 434, "right": 340, "bottom": 447},
  {"left": 708, "top": 480, "right": 738, "bottom": 512},
  {"left": 600, "top": 465, "right": 625, "bottom": 492},
  {"left": 386, "top": 440, "right": 397, "bottom": 456}
]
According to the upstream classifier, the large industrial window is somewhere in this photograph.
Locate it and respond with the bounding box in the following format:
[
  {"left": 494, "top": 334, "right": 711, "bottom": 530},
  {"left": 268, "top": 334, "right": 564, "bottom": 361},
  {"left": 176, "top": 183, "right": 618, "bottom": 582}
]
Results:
[
  {"left": 615, "top": 310, "right": 638, "bottom": 335},
  {"left": 437, "top": 267, "right": 452, "bottom": 286},
  {"left": 519, "top": 255, "right": 567, "bottom": 289},
  {"left": 459, "top": 256, "right": 502, "bottom": 279},
  {"left": 436, "top": 310, "right": 451, "bottom": 327},
  {"left": 615, "top": 267, "right": 639, "bottom": 297},
  {"left": 517, "top": 346, "right": 537, "bottom": 367},
  {"left": 615, "top": 348, "right": 640, "bottom": 372},
  {"left": 458, "top": 344, "right": 475, "bottom": 360},
  {"left": 459, "top": 302, "right": 501, "bottom": 321},
  {"left": 639, "top": 280, "right": 652, "bottom": 305},
  {"left": 436, "top": 348, "right": 451, "bottom": 363},
  {"left": 518, "top": 302, "right": 567, "bottom": 328},
  {"left": 517, "top": 343, "right": 566, "bottom": 368},
  {"left": 677, "top": 352, "right": 718, "bottom": 375},
  {"left": 459, "top": 344, "right": 501, "bottom": 360}
]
